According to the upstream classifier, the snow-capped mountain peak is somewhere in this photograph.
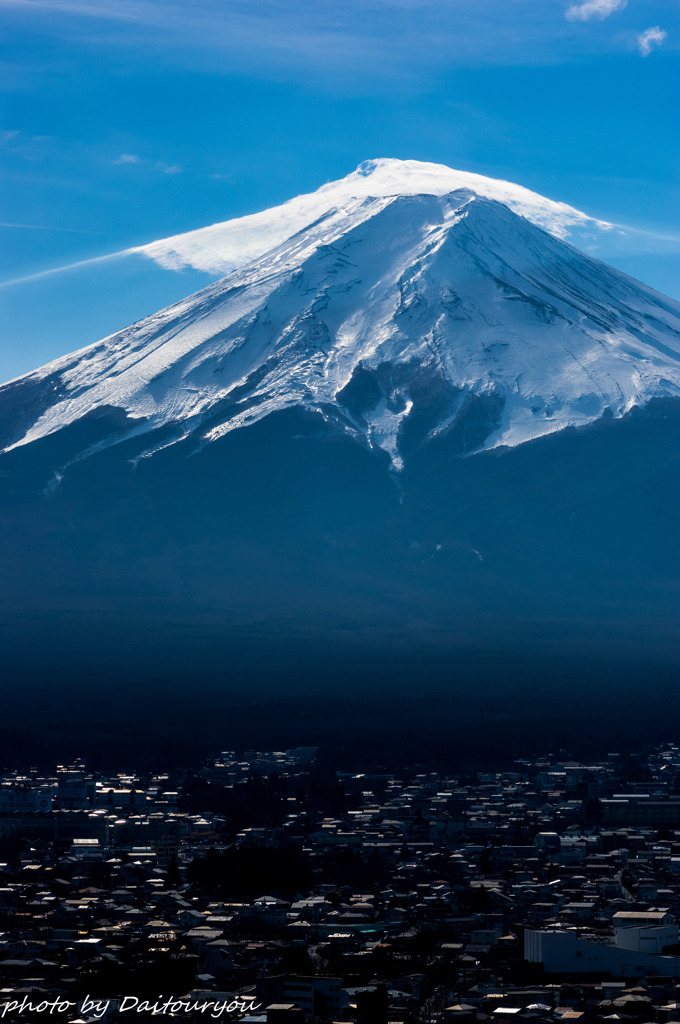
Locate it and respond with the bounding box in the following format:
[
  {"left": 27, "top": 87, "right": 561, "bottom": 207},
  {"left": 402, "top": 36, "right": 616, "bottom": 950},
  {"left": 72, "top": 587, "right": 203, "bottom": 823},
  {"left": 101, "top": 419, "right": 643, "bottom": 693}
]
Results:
[{"left": 2, "top": 182, "right": 680, "bottom": 475}]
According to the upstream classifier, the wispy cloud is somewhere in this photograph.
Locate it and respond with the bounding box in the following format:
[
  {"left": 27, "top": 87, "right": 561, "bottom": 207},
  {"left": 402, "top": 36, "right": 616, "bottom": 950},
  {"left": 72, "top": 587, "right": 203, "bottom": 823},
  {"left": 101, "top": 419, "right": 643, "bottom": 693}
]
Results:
[
  {"left": 565, "top": 0, "right": 626, "bottom": 22},
  {"left": 0, "top": 0, "right": 674, "bottom": 95},
  {"left": 0, "top": 0, "right": 150, "bottom": 21},
  {"left": 156, "top": 162, "right": 182, "bottom": 175},
  {"left": 637, "top": 25, "right": 667, "bottom": 56},
  {"left": 0, "top": 0, "right": 635, "bottom": 80},
  {"left": 0, "top": 250, "right": 125, "bottom": 288},
  {"left": 112, "top": 153, "right": 182, "bottom": 173},
  {"left": 0, "top": 221, "right": 94, "bottom": 232}
]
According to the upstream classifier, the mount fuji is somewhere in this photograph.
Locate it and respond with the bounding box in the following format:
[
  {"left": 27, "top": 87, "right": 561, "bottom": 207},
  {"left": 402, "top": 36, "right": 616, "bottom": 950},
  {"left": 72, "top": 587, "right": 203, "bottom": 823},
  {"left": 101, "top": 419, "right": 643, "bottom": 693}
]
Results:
[
  {"left": 3, "top": 161, "right": 680, "bottom": 470},
  {"left": 1, "top": 159, "right": 679, "bottom": 753}
]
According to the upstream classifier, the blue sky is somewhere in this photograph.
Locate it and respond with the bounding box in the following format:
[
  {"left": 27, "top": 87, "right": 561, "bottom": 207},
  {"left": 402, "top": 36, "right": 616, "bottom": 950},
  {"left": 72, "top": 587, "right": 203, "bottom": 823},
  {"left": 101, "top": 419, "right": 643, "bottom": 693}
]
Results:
[{"left": 1, "top": 0, "right": 678, "bottom": 381}]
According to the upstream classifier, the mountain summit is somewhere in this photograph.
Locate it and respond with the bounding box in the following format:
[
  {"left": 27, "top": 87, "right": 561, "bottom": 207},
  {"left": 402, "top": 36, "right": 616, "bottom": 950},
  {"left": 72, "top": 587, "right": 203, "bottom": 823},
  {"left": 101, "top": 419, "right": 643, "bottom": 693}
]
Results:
[{"left": 2, "top": 178, "right": 680, "bottom": 478}]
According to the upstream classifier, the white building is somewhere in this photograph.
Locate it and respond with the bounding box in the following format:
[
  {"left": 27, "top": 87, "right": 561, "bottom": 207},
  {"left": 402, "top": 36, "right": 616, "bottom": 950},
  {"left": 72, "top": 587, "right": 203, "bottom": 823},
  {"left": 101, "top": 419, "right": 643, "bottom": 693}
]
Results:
[{"left": 525, "top": 910, "right": 680, "bottom": 977}]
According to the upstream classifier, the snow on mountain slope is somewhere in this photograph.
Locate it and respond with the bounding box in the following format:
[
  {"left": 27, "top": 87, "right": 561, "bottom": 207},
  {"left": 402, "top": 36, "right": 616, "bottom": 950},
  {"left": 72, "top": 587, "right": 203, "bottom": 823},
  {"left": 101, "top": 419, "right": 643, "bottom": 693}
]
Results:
[
  {"left": 132, "top": 158, "right": 614, "bottom": 275},
  {"left": 3, "top": 186, "right": 680, "bottom": 474}
]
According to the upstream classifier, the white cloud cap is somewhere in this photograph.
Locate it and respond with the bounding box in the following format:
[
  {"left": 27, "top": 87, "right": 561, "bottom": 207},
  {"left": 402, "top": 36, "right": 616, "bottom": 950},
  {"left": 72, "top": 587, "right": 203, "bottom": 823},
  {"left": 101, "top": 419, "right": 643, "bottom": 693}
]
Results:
[
  {"left": 637, "top": 25, "right": 667, "bottom": 56},
  {"left": 566, "top": 0, "right": 626, "bottom": 21}
]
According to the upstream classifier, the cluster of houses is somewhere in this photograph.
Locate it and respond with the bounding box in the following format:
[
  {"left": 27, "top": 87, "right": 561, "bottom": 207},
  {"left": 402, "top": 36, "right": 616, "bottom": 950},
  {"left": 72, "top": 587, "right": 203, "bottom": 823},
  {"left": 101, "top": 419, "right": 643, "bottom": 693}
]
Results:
[{"left": 2, "top": 746, "right": 680, "bottom": 1022}]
